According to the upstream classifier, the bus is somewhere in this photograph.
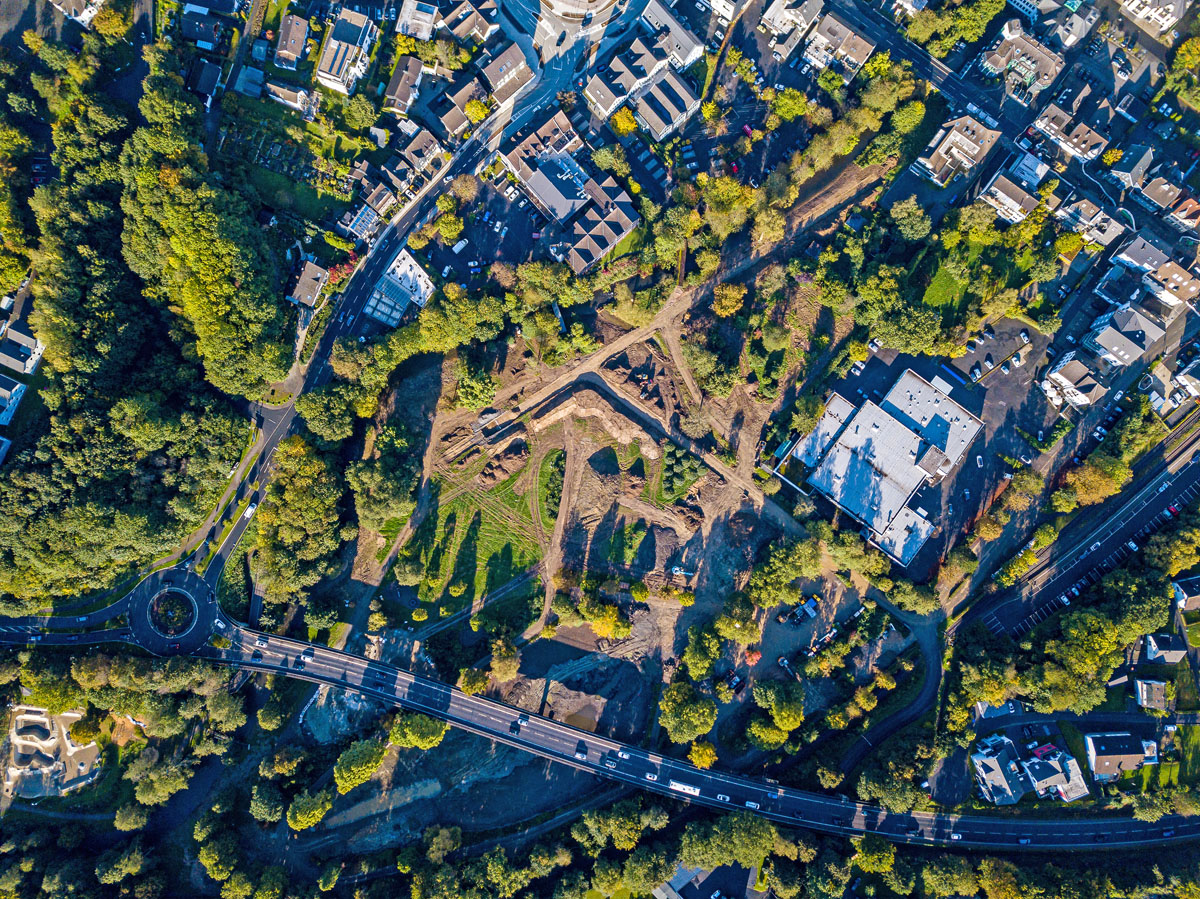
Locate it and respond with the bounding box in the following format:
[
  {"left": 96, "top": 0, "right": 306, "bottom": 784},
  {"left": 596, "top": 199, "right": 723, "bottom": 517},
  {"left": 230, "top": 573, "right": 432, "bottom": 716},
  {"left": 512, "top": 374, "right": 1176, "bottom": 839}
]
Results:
[{"left": 668, "top": 780, "right": 701, "bottom": 797}]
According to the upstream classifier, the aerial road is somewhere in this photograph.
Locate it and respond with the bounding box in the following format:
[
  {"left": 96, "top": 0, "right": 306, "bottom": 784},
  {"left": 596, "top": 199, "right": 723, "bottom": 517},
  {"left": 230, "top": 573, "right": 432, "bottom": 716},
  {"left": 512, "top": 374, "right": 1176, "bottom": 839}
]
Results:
[{"left": 0, "top": 566, "right": 1196, "bottom": 849}]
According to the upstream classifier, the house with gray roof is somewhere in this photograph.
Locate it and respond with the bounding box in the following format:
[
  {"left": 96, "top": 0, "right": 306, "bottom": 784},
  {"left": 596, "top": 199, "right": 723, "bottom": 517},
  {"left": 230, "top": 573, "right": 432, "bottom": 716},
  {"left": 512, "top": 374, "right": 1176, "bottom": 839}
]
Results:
[
  {"left": 275, "top": 14, "right": 309, "bottom": 69},
  {"left": 632, "top": 67, "right": 700, "bottom": 142},
  {"left": 971, "top": 734, "right": 1031, "bottom": 805},
  {"left": 0, "top": 323, "right": 43, "bottom": 376},
  {"left": 1108, "top": 144, "right": 1154, "bottom": 191},
  {"left": 1044, "top": 352, "right": 1105, "bottom": 408},
  {"left": 0, "top": 373, "right": 25, "bottom": 427},
  {"left": 640, "top": 0, "right": 703, "bottom": 67},
  {"left": 1083, "top": 303, "right": 1164, "bottom": 367}
]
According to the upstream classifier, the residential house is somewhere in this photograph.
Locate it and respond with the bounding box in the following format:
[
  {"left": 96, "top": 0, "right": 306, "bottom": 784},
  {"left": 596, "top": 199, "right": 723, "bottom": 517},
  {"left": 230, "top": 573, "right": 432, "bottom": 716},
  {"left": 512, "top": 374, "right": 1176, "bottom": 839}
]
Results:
[
  {"left": 384, "top": 56, "right": 425, "bottom": 114},
  {"left": 49, "top": 0, "right": 107, "bottom": 27},
  {"left": 802, "top": 370, "right": 983, "bottom": 566},
  {"left": 1145, "top": 632, "right": 1188, "bottom": 664},
  {"left": 640, "top": 0, "right": 704, "bottom": 67},
  {"left": 1140, "top": 175, "right": 1184, "bottom": 213},
  {"left": 803, "top": 11, "right": 876, "bottom": 83},
  {"left": 316, "top": 9, "right": 378, "bottom": 95},
  {"left": 1033, "top": 81, "right": 1114, "bottom": 161},
  {"left": 363, "top": 182, "right": 398, "bottom": 219},
  {"left": 287, "top": 262, "right": 329, "bottom": 308},
  {"left": 971, "top": 734, "right": 1031, "bottom": 805},
  {"left": 760, "top": 0, "right": 823, "bottom": 60},
  {"left": 252, "top": 38, "right": 269, "bottom": 62},
  {"left": 981, "top": 173, "right": 1040, "bottom": 223},
  {"left": 382, "top": 125, "right": 445, "bottom": 193},
  {"left": 186, "top": 58, "right": 222, "bottom": 101},
  {"left": 1084, "top": 732, "right": 1158, "bottom": 781},
  {"left": 1135, "top": 679, "right": 1171, "bottom": 712},
  {"left": 1054, "top": 196, "right": 1126, "bottom": 246},
  {"left": 708, "top": 0, "right": 737, "bottom": 23},
  {"left": 479, "top": 42, "right": 533, "bottom": 106},
  {"left": 561, "top": 177, "right": 640, "bottom": 274},
  {"left": 979, "top": 151, "right": 1050, "bottom": 223},
  {"left": 583, "top": 36, "right": 672, "bottom": 119},
  {"left": 1121, "top": 0, "right": 1192, "bottom": 32},
  {"left": 0, "top": 374, "right": 25, "bottom": 428},
  {"left": 1168, "top": 196, "right": 1200, "bottom": 234},
  {"left": 364, "top": 248, "right": 433, "bottom": 326},
  {"left": 0, "top": 323, "right": 43, "bottom": 376},
  {"left": 1044, "top": 352, "right": 1105, "bottom": 408},
  {"left": 396, "top": 0, "right": 439, "bottom": 39},
  {"left": 1114, "top": 233, "right": 1171, "bottom": 273},
  {"left": 275, "top": 14, "right": 310, "bottom": 70},
  {"left": 1144, "top": 259, "right": 1200, "bottom": 307},
  {"left": 233, "top": 66, "right": 264, "bottom": 99},
  {"left": 264, "top": 81, "right": 311, "bottom": 113},
  {"left": 436, "top": 75, "right": 487, "bottom": 139},
  {"left": 1108, "top": 144, "right": 1154, "bottom": 191},
  {"left": 181, "top": 11, "right": 222, "bottom": 50},
  {"left": 1021, "top": 747, "right": 1089, "bottom": 802},
  {"left": 441, "top": 0, "right": 499, "bottom": 44},
  {"left": 912, "top": 115, "right": 1001, "bottom": 188},
  {"left": 1083, "top": 302, "right": 1164, "bottom": 367},
  {"left": 978, "top": 20, "right": 1064, "bottom": 106},
  {"left": 337, "top": 203, "right": 381, "bottom": 242},
  {"left": 1173, "top": 575, "right": 1200, "bottom": 611},
  {"left": 1047, "top": 2, "right": 1099, "bottom": 49},
  {"left": 632, "top": 67, "right": 701, "bottom": 141}
]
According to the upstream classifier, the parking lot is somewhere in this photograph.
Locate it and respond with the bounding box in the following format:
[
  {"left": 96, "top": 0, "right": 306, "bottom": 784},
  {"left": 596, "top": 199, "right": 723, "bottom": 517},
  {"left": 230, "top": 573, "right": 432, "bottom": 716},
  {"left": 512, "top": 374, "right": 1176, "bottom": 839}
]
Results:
[{"left": 423, "top": 172, "right": 545, "bottom": 286}]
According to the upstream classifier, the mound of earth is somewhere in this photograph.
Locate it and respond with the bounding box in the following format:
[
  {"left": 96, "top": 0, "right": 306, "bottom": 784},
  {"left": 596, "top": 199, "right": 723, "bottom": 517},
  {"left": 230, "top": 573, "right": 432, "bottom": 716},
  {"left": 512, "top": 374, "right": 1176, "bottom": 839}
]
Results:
[{"left": 477, "top": 439, "right": 528, "bottom": 488}]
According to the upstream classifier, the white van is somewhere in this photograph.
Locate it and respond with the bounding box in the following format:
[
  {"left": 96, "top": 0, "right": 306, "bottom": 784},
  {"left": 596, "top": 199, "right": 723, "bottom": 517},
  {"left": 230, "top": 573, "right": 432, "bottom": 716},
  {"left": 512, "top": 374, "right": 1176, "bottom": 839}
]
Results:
[{"left": 452, "top": 239, "right": 469, "bottom": 254}]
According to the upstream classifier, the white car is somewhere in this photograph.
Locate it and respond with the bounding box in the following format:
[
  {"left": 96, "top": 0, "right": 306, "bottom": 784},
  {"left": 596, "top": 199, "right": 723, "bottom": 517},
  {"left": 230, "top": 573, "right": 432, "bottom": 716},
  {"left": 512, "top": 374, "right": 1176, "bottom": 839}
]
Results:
[
  {"left": 243, "top": 502, "right": 258, "bottom": 519},
  {"left": 645, "top": 772, "right": 658, "bottom": 781}
]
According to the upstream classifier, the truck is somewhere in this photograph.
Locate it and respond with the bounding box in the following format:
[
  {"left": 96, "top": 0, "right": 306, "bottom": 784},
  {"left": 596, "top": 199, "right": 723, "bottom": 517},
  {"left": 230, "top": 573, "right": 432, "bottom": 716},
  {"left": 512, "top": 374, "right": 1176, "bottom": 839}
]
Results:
[
  {"left": 452, "top": 238, "right": 469, "bottom": 254},
  {"left": 668, "top": 780, "right": 701, "bottom": 797}
]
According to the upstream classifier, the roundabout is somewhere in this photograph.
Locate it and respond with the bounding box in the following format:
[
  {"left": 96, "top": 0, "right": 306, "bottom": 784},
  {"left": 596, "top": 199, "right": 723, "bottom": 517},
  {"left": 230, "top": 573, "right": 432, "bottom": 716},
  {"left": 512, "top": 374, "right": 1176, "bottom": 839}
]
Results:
[{"left": 126, "top": 567, "right": 220, "bottom": 656}]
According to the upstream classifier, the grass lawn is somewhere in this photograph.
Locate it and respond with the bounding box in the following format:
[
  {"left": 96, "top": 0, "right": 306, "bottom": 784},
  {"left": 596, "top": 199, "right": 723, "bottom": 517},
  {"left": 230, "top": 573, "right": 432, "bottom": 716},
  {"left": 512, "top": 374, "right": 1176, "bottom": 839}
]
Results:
[
  {"left": 1179, "top": 725, "right": 1200, "bottom": 783},
  {"left": 262, "top": 0, "right": 290, "bottom": 31},
  {"left": 246, "top": 167, "right": 347, "bottom": 221},
  {"left": 1178, "top": 663, "right": 1200, "bottom": 712},
  {"left": 1186, "top": 613, "right": 1200, "bottom": 648},
  {"left": 922, "top": 263, "right": 967, "bottom": 317}
]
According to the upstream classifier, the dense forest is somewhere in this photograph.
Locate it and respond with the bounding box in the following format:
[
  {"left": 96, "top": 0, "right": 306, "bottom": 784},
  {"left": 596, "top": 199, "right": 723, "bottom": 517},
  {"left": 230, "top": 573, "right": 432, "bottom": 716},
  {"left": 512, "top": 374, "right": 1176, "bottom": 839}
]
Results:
[{"left": 0, "top": 34, "right": 252, "bottom": 609}]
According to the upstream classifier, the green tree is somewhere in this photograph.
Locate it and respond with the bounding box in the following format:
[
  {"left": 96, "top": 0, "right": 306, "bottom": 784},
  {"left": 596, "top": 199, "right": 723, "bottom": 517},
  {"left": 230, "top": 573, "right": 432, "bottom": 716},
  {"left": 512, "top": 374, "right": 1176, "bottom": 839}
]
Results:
[
  {"left": 689, "top": 740, "right": 718, "bottom": 768},
  {"left": 286, "top": 789, "right": 334, "bottom": 830},
  {"left": 490, "top": 636, "right": 521, "bottom": 682},
  {"left": 465, "top": 98, "right": 489, "bottom": 123},
  {"left": 342, "top": 94, "right": 378, "bottom": 131},
  {"left": 113, "top": 803, "right": 149, "bottom": 832},
  {"left": 249, "top": 782, "right": 286, "bottom": 823},
  {"left": 890, "top": 194, "right": 932, "bottom": 240},
  {"left": 390, "top": 712, "right": 450, "bottom": 749},
  {"left": 658, "top": 681, "right": 718, "bottom": 743},
  {"left": 333, "top": 739, "right": 388, "bottom": 794},
  {"left": 458, "top": 667, "right": 490, "bottom": 695}
]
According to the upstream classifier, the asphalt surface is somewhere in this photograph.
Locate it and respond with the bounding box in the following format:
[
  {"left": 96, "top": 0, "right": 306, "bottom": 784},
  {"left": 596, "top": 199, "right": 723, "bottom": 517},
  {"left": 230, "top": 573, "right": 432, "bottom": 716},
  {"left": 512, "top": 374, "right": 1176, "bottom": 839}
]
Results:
[{"left": 196, "top": 625, "right": 1199, "bottom": 850}]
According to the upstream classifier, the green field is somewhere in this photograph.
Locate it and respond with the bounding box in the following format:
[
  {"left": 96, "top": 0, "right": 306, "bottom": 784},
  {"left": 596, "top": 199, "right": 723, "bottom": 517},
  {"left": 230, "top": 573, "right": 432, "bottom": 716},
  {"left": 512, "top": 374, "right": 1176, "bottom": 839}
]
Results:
[{"left": 407, "top": 469, "right": 541, "bottom": 622}]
